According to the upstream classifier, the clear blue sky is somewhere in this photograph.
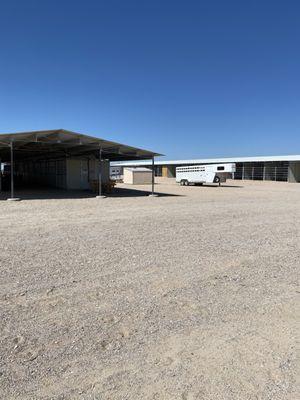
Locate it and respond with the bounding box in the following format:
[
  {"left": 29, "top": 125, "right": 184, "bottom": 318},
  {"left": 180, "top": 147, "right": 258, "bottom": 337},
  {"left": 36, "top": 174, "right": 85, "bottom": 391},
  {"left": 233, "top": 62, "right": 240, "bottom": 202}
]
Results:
[{"left": 0, "top": 0, "right": 299, "bottom": 159}]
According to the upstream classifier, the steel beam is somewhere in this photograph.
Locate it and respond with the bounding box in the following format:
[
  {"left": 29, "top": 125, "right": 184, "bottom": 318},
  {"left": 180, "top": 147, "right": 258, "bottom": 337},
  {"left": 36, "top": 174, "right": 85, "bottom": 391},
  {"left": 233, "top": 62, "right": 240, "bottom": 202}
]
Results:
[
  {"left": 7, "top": 141, "right": 20, "bottom": 201},
  {"left": 96, "top": 147, "right": 106, "bottom": 199},
  {"left": 149, "top": 156, "right": 158, "bottom": 197}
]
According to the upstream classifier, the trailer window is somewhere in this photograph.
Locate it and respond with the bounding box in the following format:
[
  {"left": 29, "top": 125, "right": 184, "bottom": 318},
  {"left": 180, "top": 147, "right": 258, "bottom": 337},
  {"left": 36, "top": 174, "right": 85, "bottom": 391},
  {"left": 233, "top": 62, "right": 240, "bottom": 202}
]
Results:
[{"left": 217, "top": 166, "right": 225, "bottom": 171}]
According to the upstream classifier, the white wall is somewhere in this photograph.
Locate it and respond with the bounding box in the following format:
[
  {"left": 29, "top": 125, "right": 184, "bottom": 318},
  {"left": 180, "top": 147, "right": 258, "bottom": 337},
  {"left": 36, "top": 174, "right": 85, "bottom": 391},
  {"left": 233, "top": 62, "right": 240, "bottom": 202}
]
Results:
[
  {"left": 123, "top": 168, "right": 134, "bottom": 184},
  {"left": 123, "top": 168, "right": 152, "bottom": 184},
  {"left": 66, "top": 159, "right": 90, "bottom": 190},
  {"left": 89, "top": 159, "right": 110, "bottom": 183},
  {"left": 66, "top": 158, "right": 110, "bottom": 189}
]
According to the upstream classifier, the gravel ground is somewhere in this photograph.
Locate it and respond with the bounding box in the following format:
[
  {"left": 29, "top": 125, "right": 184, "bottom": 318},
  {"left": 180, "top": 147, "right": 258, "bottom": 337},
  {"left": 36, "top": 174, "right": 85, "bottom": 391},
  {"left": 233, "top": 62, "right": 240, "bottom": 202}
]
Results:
[{"left": 0, "top": 180, "right": 299, "bottom": 400}]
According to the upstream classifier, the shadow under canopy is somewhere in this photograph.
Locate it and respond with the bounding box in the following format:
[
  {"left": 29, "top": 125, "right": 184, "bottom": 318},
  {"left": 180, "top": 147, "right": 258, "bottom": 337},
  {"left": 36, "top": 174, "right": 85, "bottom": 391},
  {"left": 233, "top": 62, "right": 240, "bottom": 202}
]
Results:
[
  {"left": 0, "top": 186, "right": 182, "bottom": 201},
  {"left": 0, "top": 129, "right": 162, "bottom": 200}
]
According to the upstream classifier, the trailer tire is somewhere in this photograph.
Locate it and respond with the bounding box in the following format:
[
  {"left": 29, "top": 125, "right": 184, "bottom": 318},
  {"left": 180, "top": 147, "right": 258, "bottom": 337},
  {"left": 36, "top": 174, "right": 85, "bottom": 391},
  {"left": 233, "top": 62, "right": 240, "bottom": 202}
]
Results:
[
  {"left": 214, "top": 176, "right": 220, "bottom": 184},
  {"left": 185, "top": 180, "right": 189, "bottom": 186},
  {"left": 180, "top": 180, "right": 185, "bottom": 186}
]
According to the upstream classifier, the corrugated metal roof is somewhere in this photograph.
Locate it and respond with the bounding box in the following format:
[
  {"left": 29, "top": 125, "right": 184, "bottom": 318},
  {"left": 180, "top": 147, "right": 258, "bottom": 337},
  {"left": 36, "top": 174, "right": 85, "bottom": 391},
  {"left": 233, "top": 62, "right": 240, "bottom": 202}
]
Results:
[
  {"left": 112, "top": 154, "right": 300, "bottom": 167},
  {"left": 0, "top": 129, "right": 162, "bottom": 162}
]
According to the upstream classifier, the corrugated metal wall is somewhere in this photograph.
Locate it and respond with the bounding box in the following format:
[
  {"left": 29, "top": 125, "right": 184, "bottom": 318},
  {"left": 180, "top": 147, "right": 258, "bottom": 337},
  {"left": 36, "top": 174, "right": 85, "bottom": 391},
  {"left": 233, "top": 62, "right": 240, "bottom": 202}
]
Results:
[{"left": 16, "top": 159, "right": 67, "bottom": 188}]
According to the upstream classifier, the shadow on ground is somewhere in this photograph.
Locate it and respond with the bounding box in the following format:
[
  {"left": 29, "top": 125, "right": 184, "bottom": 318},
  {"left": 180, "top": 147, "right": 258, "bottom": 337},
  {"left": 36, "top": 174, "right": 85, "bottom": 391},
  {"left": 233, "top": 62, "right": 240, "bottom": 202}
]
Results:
[
  {"left": 109, "top": 187, "right": 182, "bottom": 197},
  {"left": 0, "top": 186, "right": 182, "bottom": 201}
]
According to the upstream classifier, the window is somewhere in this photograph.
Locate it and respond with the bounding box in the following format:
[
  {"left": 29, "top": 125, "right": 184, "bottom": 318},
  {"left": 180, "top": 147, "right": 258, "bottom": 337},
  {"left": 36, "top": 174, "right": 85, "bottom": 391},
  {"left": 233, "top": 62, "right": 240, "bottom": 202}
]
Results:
[{"left": 217, "top": 166, "right": 225, "bottom": 171}]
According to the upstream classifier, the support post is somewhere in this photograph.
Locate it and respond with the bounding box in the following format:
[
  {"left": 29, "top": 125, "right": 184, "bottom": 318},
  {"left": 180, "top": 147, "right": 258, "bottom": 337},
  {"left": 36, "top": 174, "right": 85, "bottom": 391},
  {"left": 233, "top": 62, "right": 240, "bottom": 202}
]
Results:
[
  {"left": 99, "top": 147, "right": 102, "bottom": 196},
  {"left": 151, "top": 156, "right": 154, "bottom": 194},
  {"left": 11, "top": 142, "right": 14, "bottom": 198},
  {"left": 149, "top": 156, "right": 158, "bottom": 197},
  {"left": 7, "top": 141, "right": 21, "bottom": 201},
  {"left": 96, "top": 147, "right": 106, "bottom": 199},
  {"left": 242, "top": 163, "right": 245, "bottom": 180}
]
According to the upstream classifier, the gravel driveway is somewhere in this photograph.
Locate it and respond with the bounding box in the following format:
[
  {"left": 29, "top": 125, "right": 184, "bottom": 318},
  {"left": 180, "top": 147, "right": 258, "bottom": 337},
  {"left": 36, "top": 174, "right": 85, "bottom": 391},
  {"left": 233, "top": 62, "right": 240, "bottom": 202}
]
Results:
[{"left": 0, "top": 180, "right": 299, "bottom": 399}]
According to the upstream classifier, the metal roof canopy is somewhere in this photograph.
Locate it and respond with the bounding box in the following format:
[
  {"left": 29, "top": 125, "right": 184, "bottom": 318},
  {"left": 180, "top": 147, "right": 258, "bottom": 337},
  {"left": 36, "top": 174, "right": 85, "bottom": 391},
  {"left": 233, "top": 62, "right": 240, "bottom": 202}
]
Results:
[
  {"left": 112, "top": 154, "right": 300, "bottom": 167},
  {"left": 0, "top": 129, "right": 162, "bottom": 162}
]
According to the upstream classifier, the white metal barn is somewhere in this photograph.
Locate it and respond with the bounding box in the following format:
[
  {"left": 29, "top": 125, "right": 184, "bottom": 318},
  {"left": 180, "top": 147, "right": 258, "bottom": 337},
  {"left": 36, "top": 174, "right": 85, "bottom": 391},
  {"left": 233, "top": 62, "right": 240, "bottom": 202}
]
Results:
[
  {"left": 112, "top": 155, "right": 300, "bottom": 183},
  {"left": 123, "top": 167, "right": 152, "bottom": 185}
]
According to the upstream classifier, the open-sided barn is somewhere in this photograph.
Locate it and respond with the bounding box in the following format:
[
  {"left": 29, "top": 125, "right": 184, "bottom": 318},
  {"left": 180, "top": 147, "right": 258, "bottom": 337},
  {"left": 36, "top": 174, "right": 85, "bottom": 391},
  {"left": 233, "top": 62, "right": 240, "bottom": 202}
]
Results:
[{"left": 0, "top": 129, "right": 160, "bottom": 200}]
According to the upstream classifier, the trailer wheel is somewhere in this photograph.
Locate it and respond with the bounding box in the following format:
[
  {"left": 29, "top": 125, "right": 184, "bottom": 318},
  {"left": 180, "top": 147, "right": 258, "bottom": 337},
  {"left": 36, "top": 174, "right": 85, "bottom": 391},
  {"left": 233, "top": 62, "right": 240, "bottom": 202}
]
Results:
[
  {"left": 180, "top": 179, "right": 185, "bottom": 186},
  {"left": 214, "top": 176, "right": 220, "bottom": 184},
  {"left": 185, "top": 180, "right": 189, "bottom": 186}
]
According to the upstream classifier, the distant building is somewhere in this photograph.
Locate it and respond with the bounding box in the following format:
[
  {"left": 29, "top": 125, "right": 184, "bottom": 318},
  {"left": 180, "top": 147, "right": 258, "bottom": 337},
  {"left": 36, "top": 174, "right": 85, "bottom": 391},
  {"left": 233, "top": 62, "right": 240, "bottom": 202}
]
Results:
[
  {"left": 112, "top": 155, "right": 300, "bottom": 183},
  {"left": 123, "top": 167, "right": 153, "bottom": 185}
]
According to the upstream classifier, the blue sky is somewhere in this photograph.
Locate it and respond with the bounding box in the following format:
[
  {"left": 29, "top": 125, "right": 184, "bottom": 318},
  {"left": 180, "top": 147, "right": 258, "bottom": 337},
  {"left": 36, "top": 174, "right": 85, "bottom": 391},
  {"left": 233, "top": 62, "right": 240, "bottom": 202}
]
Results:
[{"left": 0, "top": 0, "right": 299, "bottom": 159}]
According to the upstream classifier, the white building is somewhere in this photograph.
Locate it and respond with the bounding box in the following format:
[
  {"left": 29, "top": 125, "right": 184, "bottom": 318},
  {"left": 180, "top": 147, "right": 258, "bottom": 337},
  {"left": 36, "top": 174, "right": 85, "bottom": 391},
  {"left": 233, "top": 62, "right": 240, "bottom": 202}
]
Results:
[
  {"left": 123, "top": 167, "right": 153, "bottom": 185},
  {"left": 112, "top": 155, "right": 300, "bottom": 183}
]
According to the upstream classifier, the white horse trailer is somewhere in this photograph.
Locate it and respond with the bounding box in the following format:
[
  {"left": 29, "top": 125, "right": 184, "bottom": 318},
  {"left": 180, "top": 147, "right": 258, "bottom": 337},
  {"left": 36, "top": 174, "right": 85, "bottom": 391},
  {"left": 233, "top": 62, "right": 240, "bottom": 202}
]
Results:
[{"left": 176, "top": 163, "right": 236, "bottom": 186}]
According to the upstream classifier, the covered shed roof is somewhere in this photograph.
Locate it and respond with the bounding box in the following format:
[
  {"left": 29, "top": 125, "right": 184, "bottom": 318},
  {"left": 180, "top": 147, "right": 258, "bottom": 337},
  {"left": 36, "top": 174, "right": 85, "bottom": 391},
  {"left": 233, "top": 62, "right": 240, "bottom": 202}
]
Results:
[
  {"left": 0, "top": 129, "right": 161, "bottom": 162},
  {"left": 112, "top": 154, "right": 300, "bottom": 167}
]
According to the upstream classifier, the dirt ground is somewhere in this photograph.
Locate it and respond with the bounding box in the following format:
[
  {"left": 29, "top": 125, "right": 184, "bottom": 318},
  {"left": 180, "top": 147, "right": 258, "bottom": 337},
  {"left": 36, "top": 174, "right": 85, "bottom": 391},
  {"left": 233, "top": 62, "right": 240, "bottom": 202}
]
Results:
[{"left": 0, "top": 180, "right": 299, "bottom": 400}]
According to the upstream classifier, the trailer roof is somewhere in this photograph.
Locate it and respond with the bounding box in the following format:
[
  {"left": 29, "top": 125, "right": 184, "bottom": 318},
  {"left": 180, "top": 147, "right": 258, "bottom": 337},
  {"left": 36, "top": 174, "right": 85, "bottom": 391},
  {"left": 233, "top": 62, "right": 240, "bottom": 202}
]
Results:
[{"left": 0, "top": 129, "right": 162, "bottom": 162}]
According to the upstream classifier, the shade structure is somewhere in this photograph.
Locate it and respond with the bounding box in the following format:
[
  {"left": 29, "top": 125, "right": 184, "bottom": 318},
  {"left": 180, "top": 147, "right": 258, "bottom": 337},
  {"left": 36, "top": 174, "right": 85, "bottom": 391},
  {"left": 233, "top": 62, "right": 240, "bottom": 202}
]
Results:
[{"left": 0, "top": 129, "right": 162, "bottom": 162}]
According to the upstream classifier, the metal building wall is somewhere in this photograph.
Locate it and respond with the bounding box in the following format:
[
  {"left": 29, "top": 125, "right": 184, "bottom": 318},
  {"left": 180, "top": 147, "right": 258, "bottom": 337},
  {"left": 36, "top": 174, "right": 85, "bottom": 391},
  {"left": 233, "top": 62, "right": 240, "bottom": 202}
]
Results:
[
  {"left": 234, "top": 162, "right": 289, "bottom": 182},
  {"left": 154, "top": 166, "right": 162, "bottom": 176},
  {"left": 15, "top": 159, "right": 67, "bottom": 188},
  {"left": 288, "top": 162, "right": 300, "bottom": 182},
  {"left": 152, "top": 160, "right": 299, "bottom": 183}
]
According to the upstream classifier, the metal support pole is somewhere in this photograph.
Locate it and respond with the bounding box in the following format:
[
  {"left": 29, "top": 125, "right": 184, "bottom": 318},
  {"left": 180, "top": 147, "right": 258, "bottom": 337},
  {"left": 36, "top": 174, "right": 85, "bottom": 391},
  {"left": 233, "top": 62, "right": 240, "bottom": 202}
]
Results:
[
  {"left": 96, "top": 147, "right": 106, "bottom": 199},
  {"left": 149, "top": 156, "right": 158, "bottom": 197},
  {"left": 99, "top": 147, "right": 102, "bottom": 196},
  {"left": 7, "top": 141, "right": 20, "bottom": 201},
  {"left": 11, "top": 142, "right": 14, "bottom": 198},
  {"left": 151, "top": 157, "right": 154, "bottom": 195},
  {"left": 242, "top": 164, "right": 245, "bottom": 180}
]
